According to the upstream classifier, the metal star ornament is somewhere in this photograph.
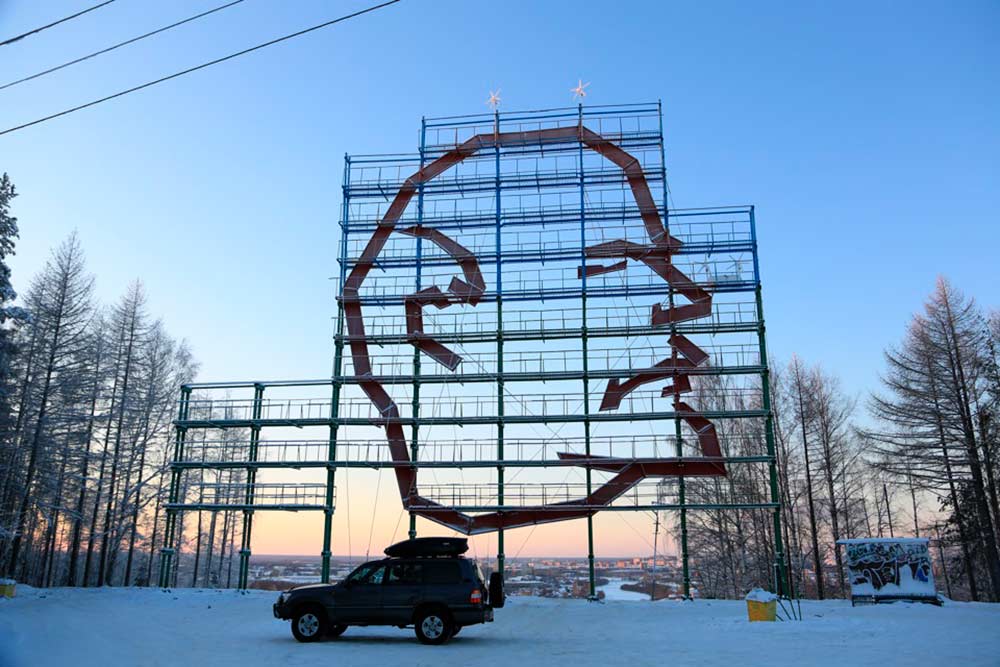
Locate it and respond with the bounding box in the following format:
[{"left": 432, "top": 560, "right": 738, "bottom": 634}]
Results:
[
  {"left": 486, "top": 89, "right": 501, "bottom": 110},
  {"left": 571, "top": 79, "right": 590, "bottom": 100}
]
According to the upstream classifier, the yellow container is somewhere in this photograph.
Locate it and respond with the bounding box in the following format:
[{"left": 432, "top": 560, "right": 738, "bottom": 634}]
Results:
[
  {"left": 746, "top": 599, "right": 776, "bottom": 622},
  {"left": 0, "top": 582, "right": 14, "bottom": 599}
]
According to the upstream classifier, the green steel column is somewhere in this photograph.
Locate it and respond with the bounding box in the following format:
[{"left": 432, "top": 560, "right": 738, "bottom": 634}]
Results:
[
  {"left": 324, "top": 153, "right": 351, "bottom": 574},
  {"left": 677, "top": 426, "right": 690, "bottom": 599},
  {"left": 657, "top": 101, "right": 690, "bottom": 599},
  {"left": 409, "top": 368, "right": 420, "bottom": 543},
  {"left": 493, "top": 109, "right": 505, "bottom": 576},
  {"left": 321, "top": 443, "right": 337, "bottom": 582},
  {"left": 159, "top": 385, "right": 190, "bottom": 588},
  {"left": 497, "top": 297, "right": 505, "bottom": 577},
  {"left": 578, "top": 103, "right": 596, "bottom": 598},
  {"left": 175, "top": 388, "right": 192, "bottom": 588},
  {"left": 410, "top": 117, "right": 427, "bottom": 541},
  {"left": 238, "top": 384, "right": 263, "bottom": 590},
  {"left": 583, "top": 306, "right": 595, "bottom": 598},
  {"left": 323, "top": 303, "right": 345, "bottom": 582},
  {"left": 752, "top": 206, "right": 788, "bottom": 596}
]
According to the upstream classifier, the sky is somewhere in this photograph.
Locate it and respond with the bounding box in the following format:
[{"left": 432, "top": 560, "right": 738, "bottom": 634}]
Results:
[{"left": 1, "top": 0, "right": 998, "bottom": 559}]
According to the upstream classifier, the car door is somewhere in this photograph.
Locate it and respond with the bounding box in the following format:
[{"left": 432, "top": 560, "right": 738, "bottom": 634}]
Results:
[
  {"left": 337, "top": 562, "right": 387, "bottom": 624},
  {"left": 422, "top": 560, "right": 464, "bottom": 605},
  {"left": 383, "top": 561, "right": 425, "bottom": 624}
]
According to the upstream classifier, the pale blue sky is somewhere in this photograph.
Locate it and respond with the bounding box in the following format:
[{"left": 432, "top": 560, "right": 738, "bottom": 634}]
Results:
[{"left": 2, "top": 0, "right": 998, "bottom": 403}]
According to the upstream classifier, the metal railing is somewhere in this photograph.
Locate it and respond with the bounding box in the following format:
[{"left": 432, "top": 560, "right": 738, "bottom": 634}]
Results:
[
  {"left": 167, "top": 482, "right": 332, "bottom": 510},
  {"left": 343, "top": 343, "right": 761, "bottom": 379},
  {"left": 173, "top": 435, "right": 774, "bottom": 467},
  {"left": 346, "top": 300, "right": 760, "bottom": 343},
  {"left": 180, "top": 386, "right": 764, "bottom": 424}
]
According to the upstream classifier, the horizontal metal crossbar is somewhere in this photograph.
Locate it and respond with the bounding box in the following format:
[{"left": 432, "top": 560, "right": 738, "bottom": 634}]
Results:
[
  {"left": 345, "top": 166, "right": 665, "bottom": 200},
  {"left": 339, "top": 342, "right": 762, "bottom": 384},
  {"left": 410, "top": 482, "right": 776, "bottom": 512},
  {"left": 172, "top": 435, "right": 771, "bottom": 467},
  {"left": 343, "top": 322, "right": 759, "bottom": 346},
  {"left": 175, "top": 410, "right": 768, "bottom": 430},
  {"left": 340, "top": 243, "right": 755, "bottom": 272},
  {"left": 340, "top": 203, "right": 752, "bottom": 236},
  {"left": 341, "top": 280, "right": 758, "bottom": 307},
  {"left": 420, "top": 101, "right": 661, "bottom": 127},
  {"left": 171, "top": 456, "right": 774, "bottom": 471},
  {"left": 410, "top": 502, "right": 780, "bottom": 513},
  {"left": 333, "top": 365, "right": 764, "bottom": 385},
  {"left": 165, "top": 503, "right": 327, "bottom": 512},
  {"left": 182, "top": 387, "right": 764, "bottom": 421},
  {"left": 166, "top": 482, "right": 332, "bottom": 512},
  {"left": 337, "top": 301, "right": 761, "bottom": 344}
]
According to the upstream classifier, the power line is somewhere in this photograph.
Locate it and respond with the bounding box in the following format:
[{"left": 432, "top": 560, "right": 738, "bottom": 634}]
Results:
[
  {"left": 1, "top": 0, "right": 249, "bottom": 92},
  {"left": 0, "top": 1, "right": 118, "bottom": 48},
  {"left": 0, "top": 0, "right": 402, "bottom": 137}
]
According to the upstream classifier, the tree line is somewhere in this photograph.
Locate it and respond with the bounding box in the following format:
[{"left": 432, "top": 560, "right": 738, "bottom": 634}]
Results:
[
  {"left": 0, "top": 172, "right": 220, "bottom": 587},
  {"left": 684, "top": 278, "right": 1000, "bottom": 601}
]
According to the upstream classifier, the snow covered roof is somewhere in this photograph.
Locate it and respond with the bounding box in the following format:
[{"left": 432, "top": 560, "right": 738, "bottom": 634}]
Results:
[{"left": 836, "top": 538, "right": 929, "bottom": 545}]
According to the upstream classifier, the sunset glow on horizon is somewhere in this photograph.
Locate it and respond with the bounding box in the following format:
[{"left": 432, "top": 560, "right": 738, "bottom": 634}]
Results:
[{"left": 249, "top": 469, "right": 677, "bottom": 560}]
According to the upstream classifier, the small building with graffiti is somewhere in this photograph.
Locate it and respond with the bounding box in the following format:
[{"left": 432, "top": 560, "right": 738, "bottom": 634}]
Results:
[{"left": 837, "top": 538, "right": 940, "bottom": 606}]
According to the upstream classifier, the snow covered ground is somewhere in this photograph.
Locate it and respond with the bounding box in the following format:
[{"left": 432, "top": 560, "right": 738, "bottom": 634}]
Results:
[{"left": 2, "top": 586, "right": 999, "bottom": 667}]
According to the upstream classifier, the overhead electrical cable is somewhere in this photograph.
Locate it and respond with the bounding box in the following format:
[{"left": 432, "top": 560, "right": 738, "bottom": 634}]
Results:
[
  {"left": 0, "top": 1, "right": 118, "bottom": 47},
  {"left": 0, "top": 0, "right": 402, "bottom": 137},
  {"left": 1, "top": 0, "right": 249, "bottom": 91}
]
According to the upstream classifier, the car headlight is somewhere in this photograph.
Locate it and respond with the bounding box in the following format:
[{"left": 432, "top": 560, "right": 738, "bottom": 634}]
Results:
[{"left": 279, "top": 592, "right": 289, "bottom": 604}]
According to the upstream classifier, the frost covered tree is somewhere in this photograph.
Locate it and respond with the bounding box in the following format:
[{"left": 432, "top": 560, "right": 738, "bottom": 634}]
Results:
[
  {"left": 0, "top": 174, "right": 29, "bottom": 509},
  {"left": 867, "top": 278, "right": 1000, "bottom": 601},
  {"left": 2, "top": 233, "right": 94, "bottom": 579},
  {"left": 807, "top": 366, "right": 855, "bottom": 596},
  {"left": 680, "top": 374, "right": 779, "bottom": 598},
  {"left": 121, "top": 322, "right": 196, "bottom": 586},
  {"left": 96, "top": 281, "right": 148, "bottom": 586},
  {"left": 65, "top": 312, "right": 112, "bottom": 586},
  {"left": 787, "top": 356, "right": 825, "bottom": 599},
  {"left": 0, "top": 230, "right": 198, "bottom": 588}
]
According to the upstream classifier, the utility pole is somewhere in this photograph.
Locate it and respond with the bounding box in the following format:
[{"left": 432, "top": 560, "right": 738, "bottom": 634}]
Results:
[{"left": 651, "top": 511, "right": 661, "bottom": 601}]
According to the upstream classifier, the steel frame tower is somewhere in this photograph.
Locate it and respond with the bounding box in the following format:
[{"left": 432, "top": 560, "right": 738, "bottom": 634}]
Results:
[{"left": 159, "top": 103, "right": 788, "bottom": 598}]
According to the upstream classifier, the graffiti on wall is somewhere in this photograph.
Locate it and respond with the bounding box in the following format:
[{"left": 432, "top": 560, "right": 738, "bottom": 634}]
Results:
[{"left": 841, "top": 539, "right": 935, "bottom": 598}]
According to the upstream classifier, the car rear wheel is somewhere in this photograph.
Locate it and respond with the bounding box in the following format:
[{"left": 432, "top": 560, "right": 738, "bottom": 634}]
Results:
[
  {"left": 291, "top": 606, "right": 328, "bottom": 643},
  {"left": 414, "top": 608, "right": 454, "bottom": 645}
]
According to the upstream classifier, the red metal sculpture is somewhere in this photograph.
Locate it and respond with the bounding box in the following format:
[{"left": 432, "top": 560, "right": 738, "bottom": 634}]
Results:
[{"left": 341, "top": 124, "right": 726, "bottom": 534}]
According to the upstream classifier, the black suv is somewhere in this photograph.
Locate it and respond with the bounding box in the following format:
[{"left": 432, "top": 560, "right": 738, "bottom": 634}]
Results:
[{"left": 273, "top": 537, "right": 504, "bottom": 644}]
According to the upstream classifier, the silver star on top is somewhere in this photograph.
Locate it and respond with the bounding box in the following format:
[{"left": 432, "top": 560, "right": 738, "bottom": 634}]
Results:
[
  {"left": 486, "top": 89, "right": 501, "bottom": 110},
  {"left": 571, "top": 79, "right": 590, "bottom": 100}
]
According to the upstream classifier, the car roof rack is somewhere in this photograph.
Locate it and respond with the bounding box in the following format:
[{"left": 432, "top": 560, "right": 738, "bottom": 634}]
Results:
[{"left": 383, "top": 537, "right": 469, "bottom": 558}]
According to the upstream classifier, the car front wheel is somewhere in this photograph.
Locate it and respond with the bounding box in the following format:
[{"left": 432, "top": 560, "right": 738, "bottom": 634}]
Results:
[
  {"left": 291, "top": 606, "right": 328, "bottom": 643},
  {"left": 414, "top": 608, "right": 454, "bottom": 645}
]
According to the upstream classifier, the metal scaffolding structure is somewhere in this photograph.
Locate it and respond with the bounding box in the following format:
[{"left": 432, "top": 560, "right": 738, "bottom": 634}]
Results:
[{"left": 159, "top": 102, "right": 788, "bottom": 597}]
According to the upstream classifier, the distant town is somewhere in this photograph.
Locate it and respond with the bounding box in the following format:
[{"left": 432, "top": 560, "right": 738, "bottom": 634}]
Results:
[{"left": 247, "top": 555, "right": 690, "bottom": 601}]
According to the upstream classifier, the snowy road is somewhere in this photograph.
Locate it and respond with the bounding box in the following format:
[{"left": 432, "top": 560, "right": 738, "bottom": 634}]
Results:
[{"left": 2, "top": 586, "right": 999, "bottom": 667}]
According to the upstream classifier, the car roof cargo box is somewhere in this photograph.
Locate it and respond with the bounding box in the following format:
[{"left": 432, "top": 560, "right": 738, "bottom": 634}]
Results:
[{"left": 384, "top": 537, "right": 469, "bottom": 558}]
